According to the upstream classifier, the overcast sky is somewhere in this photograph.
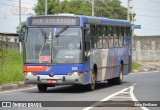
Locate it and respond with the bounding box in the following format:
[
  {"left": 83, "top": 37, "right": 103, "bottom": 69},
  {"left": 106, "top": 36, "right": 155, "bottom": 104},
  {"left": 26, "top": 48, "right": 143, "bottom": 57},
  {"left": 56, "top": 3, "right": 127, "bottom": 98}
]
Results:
[
  {"left": 0, "top": 0, "right": 160, "bottom": 36},
  {"left": 121, "top": 0, "right": 160, "bottom": 36}
]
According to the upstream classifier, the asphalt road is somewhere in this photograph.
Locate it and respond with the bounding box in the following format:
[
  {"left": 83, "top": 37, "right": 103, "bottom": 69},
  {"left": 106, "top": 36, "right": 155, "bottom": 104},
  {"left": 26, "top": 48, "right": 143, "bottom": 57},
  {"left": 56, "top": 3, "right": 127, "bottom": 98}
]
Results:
[{"left": 0, "top": 71, "right": 160, "bottom": 110}]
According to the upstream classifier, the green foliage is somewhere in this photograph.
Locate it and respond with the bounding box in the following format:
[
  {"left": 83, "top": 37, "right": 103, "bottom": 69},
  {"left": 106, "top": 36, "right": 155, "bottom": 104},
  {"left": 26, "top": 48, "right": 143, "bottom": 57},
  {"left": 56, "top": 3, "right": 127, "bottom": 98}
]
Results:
[
  {"left": 16, "top": 21, "right": 26, "bottom": 31},
  {"left": 34, "top": 0, "right": 57, "bottom": 15},
  {"left": 51, "top": 0, "right": 91, "bottom": 16},
  {"left": 132, "top": 61, "right": 141, "bottom": 70},
  {"left": 33, "top": 0, "right": 127, "bottom": 19},
  {"left": 94, "top": 0, "right": 127, "bottom": 19},
  {"left": 0, "top": 49, "right": 23, "bottom": 85}
]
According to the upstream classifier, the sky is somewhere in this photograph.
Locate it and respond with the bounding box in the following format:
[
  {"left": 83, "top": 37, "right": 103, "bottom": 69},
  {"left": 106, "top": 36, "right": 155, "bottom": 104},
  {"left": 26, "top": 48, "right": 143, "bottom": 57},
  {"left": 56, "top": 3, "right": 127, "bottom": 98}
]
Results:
[
  {"left": 0, "top": 0, "right": 37, "bottom": 33},
  {"left": 0, "top": 0, "right": 160, "bottom": 36}
]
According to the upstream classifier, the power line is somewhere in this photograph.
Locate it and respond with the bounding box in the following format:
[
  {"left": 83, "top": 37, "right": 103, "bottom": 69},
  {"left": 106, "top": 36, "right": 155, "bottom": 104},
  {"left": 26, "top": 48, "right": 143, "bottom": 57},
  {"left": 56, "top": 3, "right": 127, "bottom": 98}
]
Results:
[
  {"left": 7, "top": 0, "right": 35, "bottom": 4},
  {"left": 140, "top": 28, "right": 160, "bottom": 32},
  {"left": 136, "top": 14, "right": 160, "bottom": 19},
  {"left": 0, "top": 3, "right": 32, "bottom": 9},
  {"left": 148, "top": 0, "right": 160, "bottom": 4},
  {"left": 0, "top": 3, "right": 16, "bottom": 6},
  {"left": 135, "top": 8, "right": 160, "bottom": 13}
]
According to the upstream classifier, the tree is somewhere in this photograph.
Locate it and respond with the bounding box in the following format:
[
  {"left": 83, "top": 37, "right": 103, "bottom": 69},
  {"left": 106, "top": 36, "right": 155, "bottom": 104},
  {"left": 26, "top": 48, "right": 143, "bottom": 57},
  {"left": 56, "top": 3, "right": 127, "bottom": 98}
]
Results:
[
  {"left": 16, "top": 21, "right": 26, "bottom": 31},
  {"left": 33, "top": 0, "right": 127, "bottom": 19},
  {"left": 51, "top": 0, "right": 91, "bottom": 15},
  {"left": 34, "top": 0, "right": 92, "bottom": 16},
  {"left": 33, "top": 0, "right": 57, "bottom": 15},
  {"left": 94, "top": 0, "right": 127, "bottom": 19}
]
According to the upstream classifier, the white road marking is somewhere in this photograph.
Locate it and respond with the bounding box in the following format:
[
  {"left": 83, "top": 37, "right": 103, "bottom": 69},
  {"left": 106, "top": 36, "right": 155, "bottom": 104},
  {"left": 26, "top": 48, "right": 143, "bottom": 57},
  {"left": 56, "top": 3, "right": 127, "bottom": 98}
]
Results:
[
  {"left": 0, "top": 86, "right": 37, "bottom": 94},
  {"left": 83, "top": 83, "right": 149, "bottom": 110},
  {"left": 111, "top": 96, "right": 131, "bottom": 99},
  {"left": 83, "top": 87, "right": 130, "bottom": 110},
  {"left": 129, "top": 86, "right": 149, "bottom": 110}
]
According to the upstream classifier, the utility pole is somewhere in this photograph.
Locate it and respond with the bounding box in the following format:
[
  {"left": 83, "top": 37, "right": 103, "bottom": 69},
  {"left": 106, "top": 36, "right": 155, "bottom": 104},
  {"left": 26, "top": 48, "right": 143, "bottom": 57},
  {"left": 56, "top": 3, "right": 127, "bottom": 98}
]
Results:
[
  {"left": 45, "top": 0, "right": 48, "bottom": 15},
  {"left": 127, "top": 0, "right": 133, "bottom": 21},
  {"left": 92, "top": 0, "right": 94, "bottom": 16},
  {"left": 19, "top": 0, "right": 22, "bottom": 53},
  {"left": 127, "top": 0, "right": 134, "bottom": 70}
]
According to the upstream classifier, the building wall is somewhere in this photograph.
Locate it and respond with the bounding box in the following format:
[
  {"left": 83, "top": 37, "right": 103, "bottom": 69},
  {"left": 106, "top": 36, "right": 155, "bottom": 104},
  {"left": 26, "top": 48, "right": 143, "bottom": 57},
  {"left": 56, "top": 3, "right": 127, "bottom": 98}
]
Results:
[
  {"left": 0, "top": 33, "right": 20, "bottom": 52},
  {"left": 133, "top": 36, "right": 160, "bottom": 62}
]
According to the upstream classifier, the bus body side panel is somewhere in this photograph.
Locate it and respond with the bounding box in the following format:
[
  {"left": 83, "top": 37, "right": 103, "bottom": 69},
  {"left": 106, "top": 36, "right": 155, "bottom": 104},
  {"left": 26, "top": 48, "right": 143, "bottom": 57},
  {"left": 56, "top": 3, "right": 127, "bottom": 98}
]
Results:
[
  {"left": 91, "top": 49, "right": 103, "bottom": 81},
  {"left": 84, "top": 60, "right": 91, "bottom": 84},
  {"left": 91, "top": 48, "right": 118, "bottom": 81},
  {"left": 90, "top": 47, "right": 130, "bottom": 82},
  {"left": 112, "top": 48, "right": 121, "bottom": 78},
  {"left": 122, "top": 47, "right": 130, "bottom": 75}
]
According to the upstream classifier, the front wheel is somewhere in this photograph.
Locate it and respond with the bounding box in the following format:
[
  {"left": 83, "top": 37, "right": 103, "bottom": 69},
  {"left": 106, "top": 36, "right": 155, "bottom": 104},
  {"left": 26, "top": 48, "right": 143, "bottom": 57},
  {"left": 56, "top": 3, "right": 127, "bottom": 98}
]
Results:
[
  {"left": 87, "top": 73, "right": 96, "bottom": 91},
  {"left": 37, "top": 84, "right": 47, "bottom": 92}
]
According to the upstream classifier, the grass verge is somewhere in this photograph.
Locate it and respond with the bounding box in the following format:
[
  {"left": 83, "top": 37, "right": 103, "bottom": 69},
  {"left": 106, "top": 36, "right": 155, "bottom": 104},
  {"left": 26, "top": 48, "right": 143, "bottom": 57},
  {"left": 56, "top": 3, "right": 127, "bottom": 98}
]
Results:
[
  {"left": 132, "top": 61, "right": 141, "bottom": 70},
  {"left": 0, "top": 49, "right": 23, "bottom": 85}
]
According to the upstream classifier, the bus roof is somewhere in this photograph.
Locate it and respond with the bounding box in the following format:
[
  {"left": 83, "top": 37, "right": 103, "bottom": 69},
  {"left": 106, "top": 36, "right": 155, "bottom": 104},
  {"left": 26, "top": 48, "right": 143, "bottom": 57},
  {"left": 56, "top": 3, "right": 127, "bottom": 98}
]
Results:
[{"left": 27, "top": 14, "right": 130, "bottom": 27}]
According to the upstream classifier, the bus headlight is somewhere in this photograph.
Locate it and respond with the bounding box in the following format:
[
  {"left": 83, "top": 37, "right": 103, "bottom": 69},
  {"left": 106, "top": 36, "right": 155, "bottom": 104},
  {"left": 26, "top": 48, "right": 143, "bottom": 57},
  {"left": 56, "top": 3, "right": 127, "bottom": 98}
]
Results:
[
  {"left": 24, "top": 72, "right": 36, "bottom": 76},
  {"left": 67, "top": 72, "right": 83, "bottom": 76}
]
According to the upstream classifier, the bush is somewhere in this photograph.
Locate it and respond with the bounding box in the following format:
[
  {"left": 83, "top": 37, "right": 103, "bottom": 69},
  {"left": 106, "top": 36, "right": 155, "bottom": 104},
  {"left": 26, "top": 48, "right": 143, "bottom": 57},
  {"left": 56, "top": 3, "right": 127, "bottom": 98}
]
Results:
[{"left": 132, "top": 61, "right": 141, "bottom": 70}]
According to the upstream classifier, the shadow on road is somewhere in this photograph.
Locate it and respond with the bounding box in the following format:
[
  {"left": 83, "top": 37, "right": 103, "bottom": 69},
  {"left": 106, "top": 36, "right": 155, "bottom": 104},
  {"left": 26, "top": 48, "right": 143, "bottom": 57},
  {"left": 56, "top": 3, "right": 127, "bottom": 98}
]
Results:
[{"left": 28, "top": 81, "right": 128, "bottom": 94}]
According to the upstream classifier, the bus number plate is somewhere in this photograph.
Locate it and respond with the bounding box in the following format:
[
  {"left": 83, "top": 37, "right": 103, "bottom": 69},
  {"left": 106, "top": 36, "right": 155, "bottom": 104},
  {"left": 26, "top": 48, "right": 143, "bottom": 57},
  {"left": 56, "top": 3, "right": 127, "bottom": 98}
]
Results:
[{"left": 47, "top": 79, "right": 56, "bottom": 83}]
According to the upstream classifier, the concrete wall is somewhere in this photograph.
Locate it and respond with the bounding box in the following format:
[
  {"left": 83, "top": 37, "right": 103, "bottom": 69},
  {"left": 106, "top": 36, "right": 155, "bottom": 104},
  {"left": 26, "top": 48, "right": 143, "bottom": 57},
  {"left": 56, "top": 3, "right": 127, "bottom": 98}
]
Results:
[
  {"left": 133, "top": 36, "right": 160, "bottom": 62},
  {"left": 0, "top": 33, "right": 20, "bottom": 52},
  {"left": 0, "top": 41, "right": 19, "bottom": 52}
]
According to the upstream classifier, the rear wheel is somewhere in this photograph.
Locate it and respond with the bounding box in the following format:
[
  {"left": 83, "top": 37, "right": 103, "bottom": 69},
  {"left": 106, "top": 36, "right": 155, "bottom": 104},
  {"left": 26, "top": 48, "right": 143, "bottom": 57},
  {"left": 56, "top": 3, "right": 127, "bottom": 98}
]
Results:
[
  {"left": 37, "top": 84, "right": 47, "bottom": 92},
  {"left": 115, "top": 64, "right": 123, "bottom": 84},
  {"left": 108, "top": 64, "right": 123, "bottom": 85}
]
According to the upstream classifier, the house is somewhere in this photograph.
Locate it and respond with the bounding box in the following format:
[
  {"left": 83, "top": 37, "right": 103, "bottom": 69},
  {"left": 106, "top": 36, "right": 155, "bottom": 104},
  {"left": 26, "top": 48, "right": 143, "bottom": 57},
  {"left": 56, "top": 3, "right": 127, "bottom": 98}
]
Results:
[
  {"left": 0, "top": 32, "right": 19, "bottom": 43},
  {"left": 0, "top": 32, "right": 20, "bottom": 52}
]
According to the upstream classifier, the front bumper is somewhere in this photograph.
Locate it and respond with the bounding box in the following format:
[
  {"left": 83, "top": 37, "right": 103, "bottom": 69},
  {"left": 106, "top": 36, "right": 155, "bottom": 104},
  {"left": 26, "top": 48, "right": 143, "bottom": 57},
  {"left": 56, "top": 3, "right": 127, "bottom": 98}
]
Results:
[{"left": 24, "top": 75, "right": 84, "bottom": 85}]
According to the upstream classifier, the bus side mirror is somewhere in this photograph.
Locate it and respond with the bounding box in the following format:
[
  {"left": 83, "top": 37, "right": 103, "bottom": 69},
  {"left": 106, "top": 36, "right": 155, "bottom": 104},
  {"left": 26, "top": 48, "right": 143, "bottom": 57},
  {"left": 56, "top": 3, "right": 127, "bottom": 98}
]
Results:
[
  {"left": 19, "top": 25, "right": 26, "bottom": 42},
  {"left": 85, "top": 28, "right": 91, "bottom": 43}
]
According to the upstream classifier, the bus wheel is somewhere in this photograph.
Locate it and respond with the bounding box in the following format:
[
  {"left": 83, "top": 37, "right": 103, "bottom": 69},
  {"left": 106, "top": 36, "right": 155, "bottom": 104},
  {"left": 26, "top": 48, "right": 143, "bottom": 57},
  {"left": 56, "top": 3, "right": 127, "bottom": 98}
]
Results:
[
  {"left": 37, "top": 84, "right": 47, "bottom": 92},
  {"left": 88, "top": 73, "right": 96, "bottom": 91},
  {"left": 115, "top": 64, "right": 123, "bottom": 84}
]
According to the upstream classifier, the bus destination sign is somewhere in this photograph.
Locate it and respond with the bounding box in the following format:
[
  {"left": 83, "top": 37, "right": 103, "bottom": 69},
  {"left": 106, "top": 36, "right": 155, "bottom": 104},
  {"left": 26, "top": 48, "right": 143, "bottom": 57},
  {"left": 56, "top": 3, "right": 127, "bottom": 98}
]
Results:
[{"left": 28, "top": 16, "right": 80, "bottom": 26}]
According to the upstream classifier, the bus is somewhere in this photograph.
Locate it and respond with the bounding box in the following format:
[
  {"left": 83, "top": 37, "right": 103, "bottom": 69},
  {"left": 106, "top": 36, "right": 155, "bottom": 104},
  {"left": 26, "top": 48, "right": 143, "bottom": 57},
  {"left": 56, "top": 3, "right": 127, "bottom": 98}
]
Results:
[{"left": 20, "top": 14, "right": 132, "bottom": 92}]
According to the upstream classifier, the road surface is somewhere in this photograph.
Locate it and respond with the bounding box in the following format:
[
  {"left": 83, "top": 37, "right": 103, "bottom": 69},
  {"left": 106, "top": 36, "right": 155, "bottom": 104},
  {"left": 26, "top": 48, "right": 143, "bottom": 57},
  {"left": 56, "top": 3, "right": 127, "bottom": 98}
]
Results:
[{"left": 0, "top": 71, "right": 160, "bottom": 110}]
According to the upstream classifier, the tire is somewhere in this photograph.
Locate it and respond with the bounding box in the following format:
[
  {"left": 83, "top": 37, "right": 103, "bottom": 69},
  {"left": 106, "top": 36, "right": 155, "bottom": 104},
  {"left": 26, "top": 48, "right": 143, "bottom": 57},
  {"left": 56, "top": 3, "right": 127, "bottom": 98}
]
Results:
[
  {"left": 88, "top": 72, "right": 96, "bottom": 91},
  {"left": 108, "top": 64, "right": 123, "bottom": 85},
  {"left": 37, "top": 84, "right": 47, "bottom": 92},
  {"left": 115, "top": 64, "right": 123, "bottom": 85}
]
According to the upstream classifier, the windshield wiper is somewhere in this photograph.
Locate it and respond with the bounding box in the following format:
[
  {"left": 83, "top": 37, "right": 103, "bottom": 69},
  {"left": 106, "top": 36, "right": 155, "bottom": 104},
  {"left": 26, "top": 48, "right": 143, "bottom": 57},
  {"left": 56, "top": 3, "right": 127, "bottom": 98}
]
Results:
[
  {"left": 55, "top": 26, "right": 69, "bottom": 37},
  {"left": 38, "top": 26, "right": 47, "bottom": 42}
]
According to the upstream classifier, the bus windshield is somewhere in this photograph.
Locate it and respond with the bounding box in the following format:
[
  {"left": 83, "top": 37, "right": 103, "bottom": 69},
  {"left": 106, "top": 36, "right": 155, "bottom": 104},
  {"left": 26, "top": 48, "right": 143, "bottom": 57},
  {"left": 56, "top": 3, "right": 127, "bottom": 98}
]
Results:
[{"left": 25, "top": 27, "right": 83, "bottom": 64}]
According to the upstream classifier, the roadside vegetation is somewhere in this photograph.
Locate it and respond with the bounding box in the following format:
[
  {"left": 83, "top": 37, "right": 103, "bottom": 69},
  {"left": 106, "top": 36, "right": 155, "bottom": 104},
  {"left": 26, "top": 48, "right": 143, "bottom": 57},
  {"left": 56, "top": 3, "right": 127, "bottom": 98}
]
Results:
[
  {"left": 132, "top": 61, "right": 141, "bottom": 70},
  {"left": 0, "top": 49, "right": 23, "bottom": 85}
]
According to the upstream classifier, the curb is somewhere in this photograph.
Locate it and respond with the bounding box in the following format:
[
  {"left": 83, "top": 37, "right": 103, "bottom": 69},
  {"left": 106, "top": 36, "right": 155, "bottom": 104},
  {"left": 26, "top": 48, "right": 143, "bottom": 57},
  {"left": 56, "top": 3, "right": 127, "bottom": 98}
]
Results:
[
  {"left": 132, "top": 68, "right": 160, "bottom": 73},
  {"left": 0, "top": 82, "right": 36, "bottom": 92}
]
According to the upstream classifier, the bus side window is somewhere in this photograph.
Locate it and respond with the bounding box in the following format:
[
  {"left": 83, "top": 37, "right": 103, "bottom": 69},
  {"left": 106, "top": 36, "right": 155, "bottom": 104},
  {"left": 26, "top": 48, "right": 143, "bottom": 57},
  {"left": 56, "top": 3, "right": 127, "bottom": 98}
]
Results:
[
  {"left": 124, "top": 27, "right": 129, "bottom": 46},
  {"left": 120, "top": 27, "right": 124, "bottom": 47},
  {"left": 97, "top": 26, "right": 102, "bottom": 48},
  {"left": 90, "top": 25, "right": 96, "bottom": 49},
  {"left": 103, "top": 26, "right": 109, "bottom": 48},
  {"left": 114, "top": 26, "right": 119, "bottom": 47},
  {"left": 108, "top": 26, "right": 114, "bottom": 48},
  {"left": 128, "top": 27, "right": 131, "bottom": 45}
]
